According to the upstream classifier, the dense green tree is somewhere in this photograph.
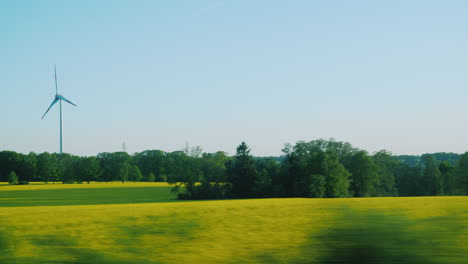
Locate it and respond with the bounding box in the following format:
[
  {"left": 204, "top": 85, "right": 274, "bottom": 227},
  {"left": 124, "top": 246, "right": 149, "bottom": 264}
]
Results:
[
  {"left": 309, "top": 174, "right": 326, "bottom": 198},
  {"left": 280, "top": 141, "right": 321, "bottom": 197},
  {"left": 290, "top": 139, "right": 359, "bottom": 168},
  {"left": 97, "top": 152, "right": 130, "bottom": 182},
  {"left": 430, "top": 152, "right": 460, "bottom": 165},
  {"left": 173, "top": 151, "right": 228, "bottom": 200},
  {"left": 0, "top": 151, "right": 23, "bottom": 182},
  {"left": 280, "top": 146, "right": 308, "bottom": 197},
  {"left": 76, "top": 157, "right": 101, "bottom": 183},
  {"left": 321, "top": 139, "right": 359, "bottom": 168},
  {"left": 254, "top": 158, "right": 280, "bottom": 197},
  {"left": 60, "top": 154, "right": 80, "bottom": 183},
  {"left": 398, "top": 155, "right": 421, "bottom": 167},
  {"left": 200, "top": 151, "right": 228, "bottom": 183},
  {"left": 17, "top": 152, "right": 37, "bottom": 181},
  {"left": 372, "top": 150, "right": 399, "bottom": 196},
  {"left": 421, "top": 155, "right": 442, "bottom": 196},
  {"left": 322, "top": 154, "right": 351, "bottom": 198},
  {"left": 456, "top": 152, "right": 468, "bottom": 194},
  {"left": 226, "top": 142, "right": 258, "bottom": 198},
  {"left": 165, "top": 151, "right": 195, "bottom": 182},
  {"left": 439, "top": 161, "right": 455, "bottom": 195},
  {"left": 349, "top": 151, "right": 380, "bottom": 197},
  {"left": 146, "top": 172, "right": 156, "bottom": 182},
  {"left": 128, "top": 165, "right": 143, "bottom": 182},
  {"left": 37, "top": 153, "right": 60, "bottom": 183},
  {"left": 281, "top": 141, "right": 351, "bottom": 198},
  {"left": 171, "top": 156, "right": 205, "bottom": 199},
  {"left": 119, "top": 162, "right": 130, "bottom": 183},
  {"left": 155, "top": 174, "right": 167, "bottom": 182},
  {"left": 132, "top": 150, "right": 165, "bottom": 182},
  {"left": 96, "top": 152, "right": 113, "bottom": 181},
  {"left": 395, "top": 154, "right": 458, "bottom": 196},
  {"left": 283, "top": 140, "right": 353, "bottom": 199},
  {"left": 395, "top": 164, "right": 422, "bottom": 196}
]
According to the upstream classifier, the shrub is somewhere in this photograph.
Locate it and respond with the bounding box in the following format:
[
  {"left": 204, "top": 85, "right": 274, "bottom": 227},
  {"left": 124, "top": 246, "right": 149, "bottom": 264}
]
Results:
[
  {"left": 16, "top": 181, "right": 29, "bottom": 185},
  {"left": 8, "top": 171, "right": 18, "bottom": 185},
  {"left": 155, "top": 174, "right": 167, "bottom": 182},
  {"left": 62, "top": 180, "right": 75, "bottom": 184}
]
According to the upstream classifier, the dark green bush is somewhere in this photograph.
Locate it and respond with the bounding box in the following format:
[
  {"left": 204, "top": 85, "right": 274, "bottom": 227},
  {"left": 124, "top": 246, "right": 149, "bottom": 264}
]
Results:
[{"left": 16, "top": 181, "right": 29, "bottom": 185}]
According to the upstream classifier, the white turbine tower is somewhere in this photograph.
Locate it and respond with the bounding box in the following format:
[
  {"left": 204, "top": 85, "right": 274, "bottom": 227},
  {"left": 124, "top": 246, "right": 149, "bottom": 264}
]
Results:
[{"left": 41, "top": 65, "right": 77, "bottom": 155}]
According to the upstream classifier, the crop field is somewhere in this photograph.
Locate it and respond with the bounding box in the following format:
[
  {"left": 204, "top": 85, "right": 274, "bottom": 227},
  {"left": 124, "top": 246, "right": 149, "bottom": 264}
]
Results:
[
  {"left": 0, "top": 182, "right": 176, "bottom": 207},
  {"left": 0, "top": 183, "right": 467, "bottom": 264}
]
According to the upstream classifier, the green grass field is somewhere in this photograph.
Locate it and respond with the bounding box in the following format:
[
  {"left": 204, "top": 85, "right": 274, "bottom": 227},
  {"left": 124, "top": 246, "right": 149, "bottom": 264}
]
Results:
[
  {"left": 0, "top": 182, "right": 177, "bottom": 207},
  {"left": 0, "top": 182, "right": 467, "bottom": 263}
]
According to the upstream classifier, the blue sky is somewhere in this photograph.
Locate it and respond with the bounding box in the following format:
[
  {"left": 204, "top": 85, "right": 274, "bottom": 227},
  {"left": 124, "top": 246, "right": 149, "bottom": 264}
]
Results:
[{"left": 2, "top": 0, "right": 468, "bottom": 156}]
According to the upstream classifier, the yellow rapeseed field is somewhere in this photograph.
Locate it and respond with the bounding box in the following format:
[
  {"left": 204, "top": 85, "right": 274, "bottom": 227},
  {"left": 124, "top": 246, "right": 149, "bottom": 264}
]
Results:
[{"left": 0, "top": 183, "right": 466, "bottom": 263}]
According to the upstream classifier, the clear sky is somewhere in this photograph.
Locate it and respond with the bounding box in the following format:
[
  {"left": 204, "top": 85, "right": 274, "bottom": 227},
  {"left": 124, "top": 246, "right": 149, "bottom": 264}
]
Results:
[{"left": 2, "top": 0, "right": 468, "bottom": 157}]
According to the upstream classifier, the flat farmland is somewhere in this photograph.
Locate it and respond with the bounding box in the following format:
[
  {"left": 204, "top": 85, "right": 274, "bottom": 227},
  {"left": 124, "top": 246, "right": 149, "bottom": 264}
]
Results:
[
  {"left": 0, "top": 182, "right": 176, "bottom": 207},
  {"left": 0, "top": 183, "right": 467, "bottom": 264}
]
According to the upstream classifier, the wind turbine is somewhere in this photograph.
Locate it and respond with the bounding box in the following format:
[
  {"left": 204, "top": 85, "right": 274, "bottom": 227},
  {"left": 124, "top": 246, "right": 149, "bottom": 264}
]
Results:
[{"left": 41, "top": 65, "right": 77, "bottom": 155}]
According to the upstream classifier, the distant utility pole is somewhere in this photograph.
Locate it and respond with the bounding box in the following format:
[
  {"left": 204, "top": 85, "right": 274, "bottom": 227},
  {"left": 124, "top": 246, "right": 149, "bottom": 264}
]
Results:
[{"left": 122, "top": 142, "right": 127, "bottom": 153}]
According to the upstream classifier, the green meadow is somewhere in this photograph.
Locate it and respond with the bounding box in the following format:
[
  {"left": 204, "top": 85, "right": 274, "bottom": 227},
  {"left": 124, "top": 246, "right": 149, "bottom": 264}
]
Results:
[
  {"left": 0, "top": 182, "right": 176, "bottom": 207},
  {"left": 0, "top": 182, "right": 467, "bottom": 264}
]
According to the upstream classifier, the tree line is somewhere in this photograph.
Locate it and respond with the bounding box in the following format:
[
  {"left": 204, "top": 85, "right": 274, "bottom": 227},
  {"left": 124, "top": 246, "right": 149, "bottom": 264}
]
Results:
[
  {"left": 1, "top": 139, "right": 467, "bottom": 198},
  {"left": 174, "top": 140, "right": 468, "bottom": 199},
  {"left": 0, "top": 148, "right": 228, "bottom": 184}
]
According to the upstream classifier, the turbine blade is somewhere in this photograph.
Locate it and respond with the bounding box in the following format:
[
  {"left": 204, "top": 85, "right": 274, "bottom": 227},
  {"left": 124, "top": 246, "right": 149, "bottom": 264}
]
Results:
[
  {"left": 57, "top": 95, "right": 77, "bottom": 106},
  {"left": 41, "top": 97, "right": 59, "bottom": 120},
  {"left": 54, "top": 64, "right": 58, "bottom": 95}
]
